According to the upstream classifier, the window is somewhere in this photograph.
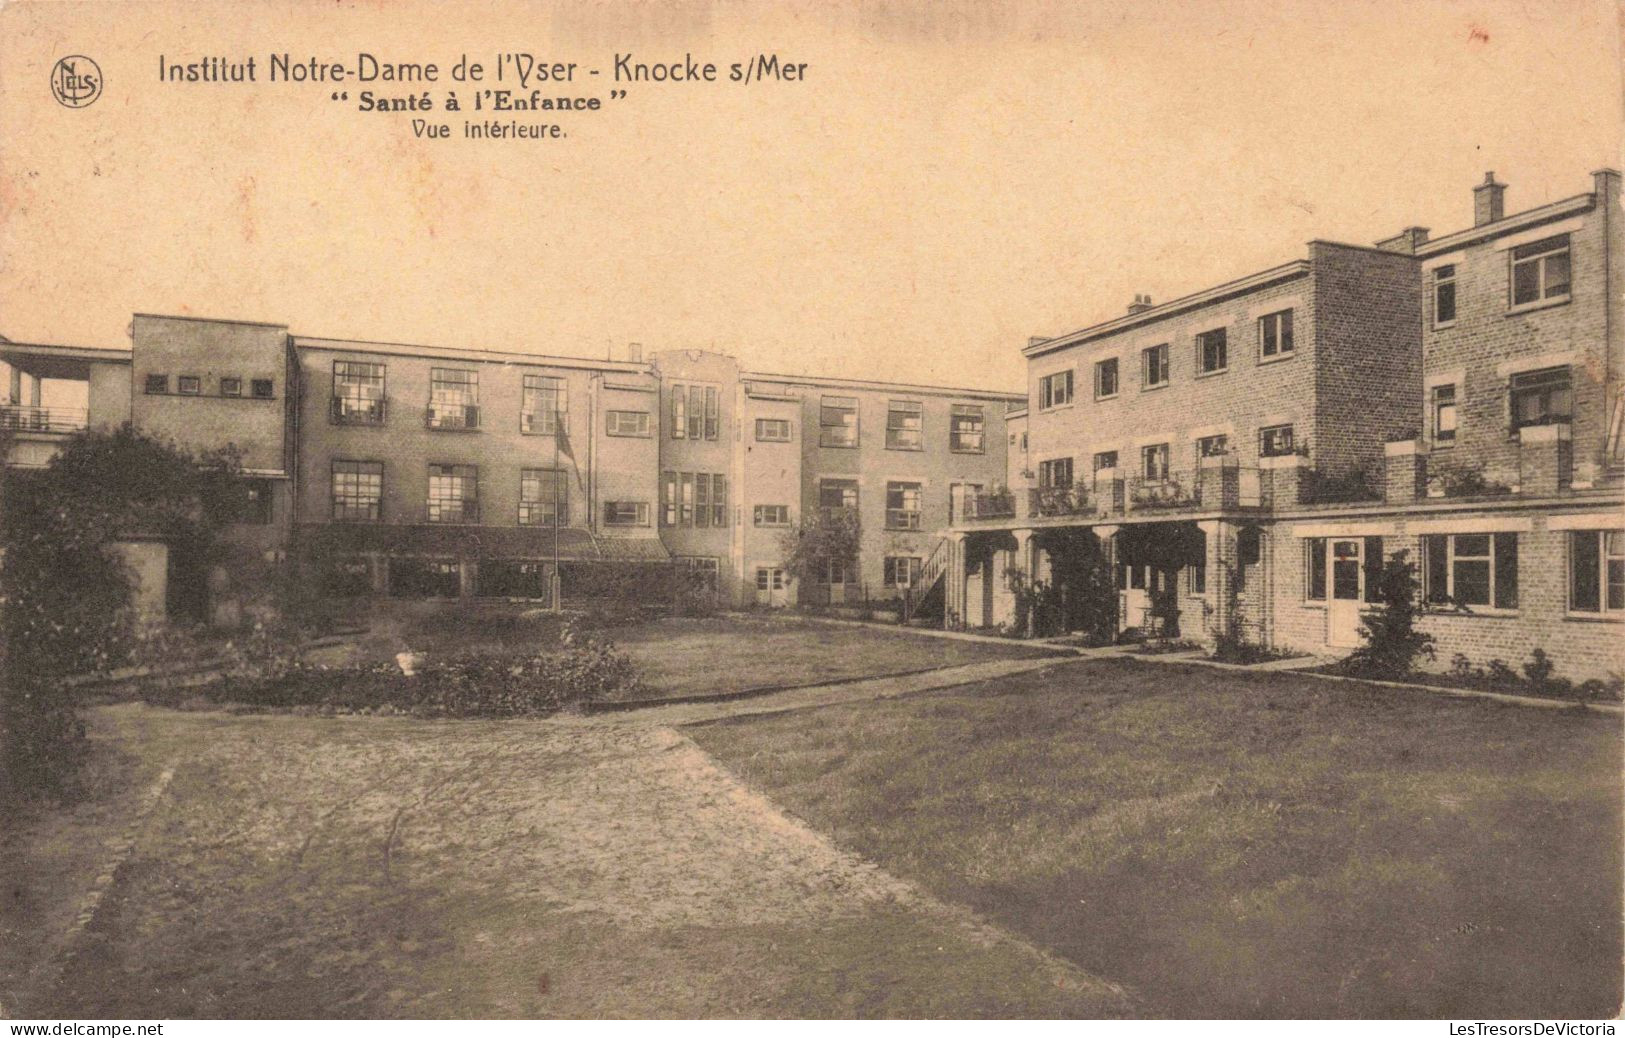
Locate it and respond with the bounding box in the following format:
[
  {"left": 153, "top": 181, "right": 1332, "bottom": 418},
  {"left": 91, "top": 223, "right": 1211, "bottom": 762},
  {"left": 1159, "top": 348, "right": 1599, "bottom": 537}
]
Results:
[
  {"left": 756, "top": 567, "right": 786, "bottom": 592},
  {"left": 1093, "top": 450, "right": 1119, "bottom": 473},
  {"left": 883, "top": 556, "right": 923, "bottom": 588},
  {"left": 603, "top": 501, "right": 649, "bottom": 526},
  {"left": 1197, "top": 434, "right": 1230, "bottom": 458},
  {"left": 820, "top": 395, "right": 859, "bottom": 447},
  {"left": 1431, "top": 385, "right": 1457, "bottom": 444},
  {"left": 219, "top": 377, "right": 242, "bottom": 397},
  {"left": 1038, "top": 370, "right": 1074, "bottom": 409},
  {"left": 1094, "top": 358, "right": 1119, "bottom": 400},
  {"left": 1510, "top": 234, "right": 1571, "bottom": 307},
  {"left": 331, "top": 460, "right": 382, "bottom": 521},
  {"left": 144, "top": 374, "right": 168, "bottom": 394},
  {"left": 1424, "top": 532, "right": 1519, "bottom": 609},
  {"left": 662, "top": 472, "right": 724, "bottom": 527},
  {"left": 1433, "top": 264, "right": 1457, "bottom": 326},
  {"left": 669, "top": 383, "right": 718, "bottom": 440},
  {"left": 678, "top": 556, "right": 720, "bottom": 591},
  {"left": 1259, "top": 310, "right": 1294, "bottom": 359},
  {"left": 1509, "top": 366, "right": 1572, "bottom": 431},
  {"left": 823, "top": 557, "right": 849, "bottom": 585},
  {"left": 177, "top": 376, "right": 201, "bottom": 396},
  {"left": 1260, "top": 424, "right": 1296, "bottom": 458},
  {"left": 886, "top": 400, "right": 924, "bottom": 450},
  {"left": 251, "top": 379, "right": 274, "bottom": 399},
  {"left": 427, "top": 464, "right": 478, "bottom": 523},
  {"left": 1196, "top": 328, "right": 1228, "bottom": 374},
  {"left": 521, "top": 374, "right": 565, "bottom": 435},
  {"left": 1142, "top": 344, "right": 1169, "bottom": 388},
  {"left": 886, "top": 482, "right": 922, "bottom": 529},
  {"left": 518, "top": 468, "right": 567, "bottom": 526},
  {"left": 949, "top": 405, "right": 984, "bottom": 453},
  {"left": 605, "top": 410, "right": 650, "bottom": 437},
  {"left": 428, "top": 368, "right": 478, "bottom": 430},
  {"left": 1142, "top": 443, "right": 1170, "bottom": 481},
  {"left": 332, "top": 361, "right": 385, "bottom": 424},
  {"left": 754, "top": 504, "right": 791, "bottom": 527},
  {"left": 819, "top": 479, "right": 858, "bottom": 518},
  {"left": 1305, "top": 537, "right": 1328, "bottom": 600},
  {"left": 755, "top": 417, "right": 792, "bottom": 442},
  {"left": 1570, "top": 530, "right": 1625, "bottom": 614},
  {"left": 1037, "top": 457, "right": 1073, "bottom": 488}
]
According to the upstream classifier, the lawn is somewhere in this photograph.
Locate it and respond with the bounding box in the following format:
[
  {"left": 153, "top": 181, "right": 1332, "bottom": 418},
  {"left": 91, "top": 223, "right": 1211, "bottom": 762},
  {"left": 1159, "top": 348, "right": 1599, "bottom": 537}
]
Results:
[
  {"left": 309, "top": 605, "right": 1055, "bottom": 702},
  {"left": 690, "top": 657, "right": 1625, "bottom": 1018}
]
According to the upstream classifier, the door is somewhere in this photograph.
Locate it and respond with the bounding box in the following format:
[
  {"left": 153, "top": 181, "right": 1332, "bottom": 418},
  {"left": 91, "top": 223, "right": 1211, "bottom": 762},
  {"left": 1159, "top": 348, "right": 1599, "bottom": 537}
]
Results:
[
  {"left": 1119, "top": 563, "right": 1152, "bottom": 631},
  {"left": 1327, "top": 539, "right": 1364, "bottom": 647},
  {"left": 755, "top": 566, "right": 788, "bottom": 607},
  {"left": 949, "top": 482, "right": 983, "bottom": 523}
]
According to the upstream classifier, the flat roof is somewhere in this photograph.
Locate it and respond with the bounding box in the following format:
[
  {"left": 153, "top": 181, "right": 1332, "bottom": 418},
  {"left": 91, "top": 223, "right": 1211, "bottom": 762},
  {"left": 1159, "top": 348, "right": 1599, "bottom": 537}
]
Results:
[
  {"left": 0, "top": 341, "right": 133, "bottom": 363},
  {"left": 292, "top": 335, "right": 654, "bottom": 375},
  {"left": 742, "top": 369, "right": 1023, "bottom": 402}
]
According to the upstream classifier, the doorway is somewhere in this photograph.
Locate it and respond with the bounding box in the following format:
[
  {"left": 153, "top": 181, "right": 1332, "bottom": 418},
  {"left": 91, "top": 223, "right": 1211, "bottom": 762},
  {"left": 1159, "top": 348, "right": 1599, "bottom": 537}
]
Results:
[{"left": 1327, "top": 539, "right": 1365, "bottom": 647}]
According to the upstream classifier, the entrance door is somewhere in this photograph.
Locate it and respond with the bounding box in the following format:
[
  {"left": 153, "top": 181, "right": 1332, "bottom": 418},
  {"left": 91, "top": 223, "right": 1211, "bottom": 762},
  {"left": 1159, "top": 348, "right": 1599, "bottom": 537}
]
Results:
[
  {"left": 1327, "top": 539, "right": 1364, "bottom": 647},
  {"left": 1119, "top": 563, "right": 1152, "bottom": 631},
  {"left": 755, "top": 566, "right": 788, "bottom": 607}
]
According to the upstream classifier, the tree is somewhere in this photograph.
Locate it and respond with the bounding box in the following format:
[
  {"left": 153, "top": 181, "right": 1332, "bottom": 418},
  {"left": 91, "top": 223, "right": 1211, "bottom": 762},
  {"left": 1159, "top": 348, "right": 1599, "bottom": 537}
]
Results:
[
  {"left": 1, "top": 425, "right": 243, "bottom": 799},
  {"left": 1343, "top": 549, "right": 1436, "bottom": 679},
  {"left": 778, "top": 509, "right": 860, "bottom": 594}
]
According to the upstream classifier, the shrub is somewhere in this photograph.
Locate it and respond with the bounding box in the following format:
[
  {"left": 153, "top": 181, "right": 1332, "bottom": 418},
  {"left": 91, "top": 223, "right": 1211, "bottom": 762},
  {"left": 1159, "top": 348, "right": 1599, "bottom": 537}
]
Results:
[
  {"left": 1522, "top": 649, "right": 1557, "bottom": 693},
  {"left": 1342, "top": 550, "right": 1435, "bottom": 679},
  {"left": 1485, "top": 659, "right": 1520, "bottom": 687}
]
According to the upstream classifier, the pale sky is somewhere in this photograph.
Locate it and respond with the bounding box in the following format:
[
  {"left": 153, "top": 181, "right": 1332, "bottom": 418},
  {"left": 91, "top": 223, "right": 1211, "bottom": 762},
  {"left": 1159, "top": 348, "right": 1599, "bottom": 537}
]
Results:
[{"left": 1, "top": 0, "right": 1619, "bottom": 394}]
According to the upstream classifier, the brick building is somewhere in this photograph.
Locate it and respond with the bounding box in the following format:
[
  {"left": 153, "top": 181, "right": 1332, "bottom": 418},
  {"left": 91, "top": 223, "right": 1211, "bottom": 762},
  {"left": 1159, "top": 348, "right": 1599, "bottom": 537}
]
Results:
[
  {"left": 945, "top": 169, "right": 1623, "bottom": 680},
  {"left": 2, "top": 321, "right": 1017, "bottom": 613}
]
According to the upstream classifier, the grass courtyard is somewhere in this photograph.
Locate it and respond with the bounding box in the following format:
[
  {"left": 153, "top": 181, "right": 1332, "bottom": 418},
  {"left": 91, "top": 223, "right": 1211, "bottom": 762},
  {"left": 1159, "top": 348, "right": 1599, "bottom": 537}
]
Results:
[{"left": 691, "top": 657, "right": 1624, "bottom": 1018}]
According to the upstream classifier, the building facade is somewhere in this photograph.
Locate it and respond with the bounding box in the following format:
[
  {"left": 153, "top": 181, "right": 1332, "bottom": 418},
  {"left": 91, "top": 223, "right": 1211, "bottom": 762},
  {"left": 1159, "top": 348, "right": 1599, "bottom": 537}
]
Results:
[
  {"left": 2, "top": 322, "right": 1018, "bottom": 613},
  {"left": 945, "top": 169, "right": 1623, "bottom": 680}
]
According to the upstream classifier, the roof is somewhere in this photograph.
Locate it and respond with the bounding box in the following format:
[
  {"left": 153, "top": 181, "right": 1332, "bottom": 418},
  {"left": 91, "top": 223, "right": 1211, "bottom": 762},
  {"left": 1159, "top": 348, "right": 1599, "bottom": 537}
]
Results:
[
  {"left": 1414, "top": 193, "right": 1596, "bottom": 258},
  {"left": 298, "top": 523, "right": 669, "bottom": 563},
  {"left": 1023, "top": 260, "right": 1311, "bottom": 360},
  {"left": 293, "top": 335, "right": 654, "bottom": 376},
  {"left": 741, "top": 371, "right": 1023, "bottom": 403}
]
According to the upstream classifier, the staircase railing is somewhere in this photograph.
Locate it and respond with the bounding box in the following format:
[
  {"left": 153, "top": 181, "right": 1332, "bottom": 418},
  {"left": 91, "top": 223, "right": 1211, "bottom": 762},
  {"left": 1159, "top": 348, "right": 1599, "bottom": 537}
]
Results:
[{"left": 903, "top": 538, "right": 950, "bottom": 623}]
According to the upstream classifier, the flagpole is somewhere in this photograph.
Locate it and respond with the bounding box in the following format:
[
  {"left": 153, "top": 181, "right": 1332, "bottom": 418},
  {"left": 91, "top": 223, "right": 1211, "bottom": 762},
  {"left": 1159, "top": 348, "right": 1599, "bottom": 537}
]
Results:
[{"left": 552, "top": 399, "right": 561, "bottom": 613}]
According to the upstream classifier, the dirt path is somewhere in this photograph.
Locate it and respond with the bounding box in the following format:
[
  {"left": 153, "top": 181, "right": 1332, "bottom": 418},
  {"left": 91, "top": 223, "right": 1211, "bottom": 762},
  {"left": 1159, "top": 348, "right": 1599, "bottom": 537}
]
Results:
[{"left": 32, "top": 703, "right": 1129, "bottom": 1018}]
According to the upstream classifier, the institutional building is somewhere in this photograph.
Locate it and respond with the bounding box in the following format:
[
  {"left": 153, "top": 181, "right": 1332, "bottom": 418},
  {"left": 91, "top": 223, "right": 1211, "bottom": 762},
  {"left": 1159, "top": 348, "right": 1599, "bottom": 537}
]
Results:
[
  {"left": 941, "top": 170, "right": 1623, "bottom": 679},
  {"left": 0, "top": 316, "right": 1017, "bottom": 612}
]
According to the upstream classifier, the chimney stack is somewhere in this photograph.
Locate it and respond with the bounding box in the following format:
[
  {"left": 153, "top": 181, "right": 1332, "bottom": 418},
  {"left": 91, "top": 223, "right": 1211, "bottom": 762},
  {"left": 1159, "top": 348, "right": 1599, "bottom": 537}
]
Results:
[
  {"left": 627, "top": 342, "right": 643, "bottom": 363},
  {"left": 1127, "top": 293, "right": 1154, "bottom": 315},
  {"left": 1374, "top": 227, "right": 1431, "bottom": 254},
  {"left": 1027, "top": 335, "right": 1050, "bottom": 348},
  {"left": 1473, "top": 172, "right": 1506, "bottom": 227}
]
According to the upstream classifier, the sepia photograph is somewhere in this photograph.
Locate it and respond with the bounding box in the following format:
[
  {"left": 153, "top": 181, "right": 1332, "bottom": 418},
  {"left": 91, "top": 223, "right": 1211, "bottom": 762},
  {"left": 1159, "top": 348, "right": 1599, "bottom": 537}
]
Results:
[{"left": 0, "top": 0, "right": 1620, "bottom": 1025}]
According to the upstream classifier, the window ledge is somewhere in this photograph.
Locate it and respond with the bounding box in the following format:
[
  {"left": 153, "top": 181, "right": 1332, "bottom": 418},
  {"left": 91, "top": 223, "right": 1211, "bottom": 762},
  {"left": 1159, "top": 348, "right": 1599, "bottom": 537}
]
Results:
[
  {"left": 819, "top": 442, "right": 860, "bottom": 450},
  {"left": 1423, "top": 607, "right": 1521, "bottom": 619},
  {"left": 1564, "top": 612, "right": 1625, "bottom": 624},
  {"left": 1195, "top": 368, "right": 1230, "bottom": 379},
  {"left": 1506, "top": 295, "right": 1571, "bottom": 317},
  {"left": 1094, "top": 393, "right": 1119, "bottom": 403},
  {"left": 1257, "top": 350, "right": 1297, "bottom": 366},
  {"left": 1433, "top": 320, "right": 1458, "bottom": 331},
  {"left": 1141, "top": 382, "right": 1169, "bottom": 393},
  {"left": 1038, "top": 403, "right": 1075, "bottom": 413},
  {"left": 884, "top": 445, "right": 925, "bottom": 452},
  {"left": 949, "top": 448, "right": 985, "bottom": 455}
]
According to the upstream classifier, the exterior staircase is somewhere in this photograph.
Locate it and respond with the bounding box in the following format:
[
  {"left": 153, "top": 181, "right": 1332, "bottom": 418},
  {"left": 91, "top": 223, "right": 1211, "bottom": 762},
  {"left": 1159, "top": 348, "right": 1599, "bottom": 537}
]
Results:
[{"left": 902, "top": 538, "right": 950, "bottom": 624}]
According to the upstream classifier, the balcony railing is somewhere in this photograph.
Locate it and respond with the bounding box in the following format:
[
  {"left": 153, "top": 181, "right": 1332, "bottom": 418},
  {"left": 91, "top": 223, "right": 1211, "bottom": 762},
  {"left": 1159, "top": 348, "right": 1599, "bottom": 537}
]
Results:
[
  {"left": 1028, "top": 482, "right": 1091, "bottom": 517},
  {"left": 0, "top": 404, "right": 88, "bottom": 433},
  {"left": 885, "top": 508, "right": 922, "bottom": 530},
  {"left": 964, "top": 490, "right": 1016, "bottom": 519},
  {"left": 330, "top": 396, "right": 388, "bottom": 425},
  {"left": 1128, "top": 472, "right": 1202, "bottom": 511},
  {"left": 426, "top": 501, "right": 480, "bottom": 524},
  {"left": 818, "top": 505, "right": 859, "bottom": 524},
  {"left": 426, "top": 404, "right": 480, "bottom": 430}
]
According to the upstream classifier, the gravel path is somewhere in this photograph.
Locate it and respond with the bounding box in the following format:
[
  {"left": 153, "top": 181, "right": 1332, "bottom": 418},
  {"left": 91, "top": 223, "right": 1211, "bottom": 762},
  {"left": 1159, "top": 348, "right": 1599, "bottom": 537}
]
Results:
[{"left": 36, "top": 698, "right": 1129, "bottom": 1018}]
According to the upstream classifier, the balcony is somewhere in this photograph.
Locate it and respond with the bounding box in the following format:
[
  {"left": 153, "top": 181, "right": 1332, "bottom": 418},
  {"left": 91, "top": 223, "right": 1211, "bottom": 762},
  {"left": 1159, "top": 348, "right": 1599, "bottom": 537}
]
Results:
[
  {"left": 426, "top": 501, "right": 480, "bottom": 524},
  {"left": 1028, "top": 482, "right": 1092, "bottom": 518},
  {"left": 0, "top": 404, "right": 88, "bottom": 434},
  {"left": 1128, "top": 473, "right": 1201, "bottom": 511},
  {"left": 886, "top": 508, "right": 922, "bottom": 530},
  {"left": 330, "top": 396, "right": 388, "bottom": 426},
  {"left": 964, "top": 489, "right": 1016, "bottom": 520},
  {"left": 1129, "top": 460, "right": 1261, "bottom": 513},
  {"left": 426, "top": 404, "right": 480, "bottom": 431}
]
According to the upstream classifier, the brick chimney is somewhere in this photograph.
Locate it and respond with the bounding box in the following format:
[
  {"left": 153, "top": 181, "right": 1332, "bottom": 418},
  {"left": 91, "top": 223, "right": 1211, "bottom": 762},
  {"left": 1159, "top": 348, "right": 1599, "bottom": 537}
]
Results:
[
  {"left": 1595, "top": 168, "right": 1621, "bottom": 200},
  {"left": 1374, "top": 227, "right": 1431, "bottom": 254},
  {"left": 1127, "top": 294, "right": 1154, "bottom": 315},
  {"left": 1474, "top": 172, "right": 1506, "bottom": 226}
]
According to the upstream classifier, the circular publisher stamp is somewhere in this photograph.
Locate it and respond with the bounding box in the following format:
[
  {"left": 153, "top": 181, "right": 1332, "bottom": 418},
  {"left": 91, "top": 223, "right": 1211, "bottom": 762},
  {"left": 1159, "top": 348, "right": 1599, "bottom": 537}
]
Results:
[{"left": 51, "top": 55, "right": 102, "bottom": 108}]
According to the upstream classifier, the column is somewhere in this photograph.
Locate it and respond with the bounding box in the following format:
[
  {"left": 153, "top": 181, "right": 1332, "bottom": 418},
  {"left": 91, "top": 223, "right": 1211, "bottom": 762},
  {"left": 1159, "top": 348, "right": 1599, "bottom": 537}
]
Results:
[
  {"left": 1197, "top": 519, "right": 1232, "bottom": 640},
  {"left": 1011, "top": 529, "right": 1035, "bottom": 636},
  {"left": 944, "top": 532, "right": 968, "bottom": 630}
]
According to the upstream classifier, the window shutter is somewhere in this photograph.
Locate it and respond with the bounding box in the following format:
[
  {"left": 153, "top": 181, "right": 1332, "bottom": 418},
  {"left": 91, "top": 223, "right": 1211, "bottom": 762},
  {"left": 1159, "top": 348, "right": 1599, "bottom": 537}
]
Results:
[
  {"left": 1363, "top": 537, "right": 1384, "bottom": 603},
  {"left": 1493, "top": 533, "right": 1519, "bottom": 610}
]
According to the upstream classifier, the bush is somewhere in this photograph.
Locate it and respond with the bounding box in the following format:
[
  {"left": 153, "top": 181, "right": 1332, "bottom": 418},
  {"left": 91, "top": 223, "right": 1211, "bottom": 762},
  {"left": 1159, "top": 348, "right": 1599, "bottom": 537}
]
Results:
[{"left": 1341, "top": 550, "right": 1435, "bottom": 679}]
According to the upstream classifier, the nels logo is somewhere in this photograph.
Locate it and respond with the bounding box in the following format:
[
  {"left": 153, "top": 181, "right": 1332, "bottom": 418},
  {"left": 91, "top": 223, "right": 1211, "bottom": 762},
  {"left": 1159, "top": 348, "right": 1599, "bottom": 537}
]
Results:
[{"left": 51, "top": 55, "right": 102, "bottom": 108}]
